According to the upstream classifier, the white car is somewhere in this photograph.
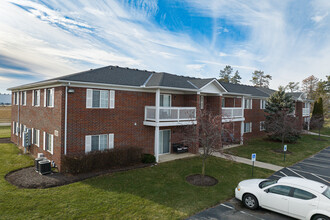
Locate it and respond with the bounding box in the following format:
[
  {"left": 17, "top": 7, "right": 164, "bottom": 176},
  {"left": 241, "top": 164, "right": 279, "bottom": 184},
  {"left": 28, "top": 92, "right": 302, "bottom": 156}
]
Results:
[{"left": 235, "top": 176, "right": 330, "bottom": 220}]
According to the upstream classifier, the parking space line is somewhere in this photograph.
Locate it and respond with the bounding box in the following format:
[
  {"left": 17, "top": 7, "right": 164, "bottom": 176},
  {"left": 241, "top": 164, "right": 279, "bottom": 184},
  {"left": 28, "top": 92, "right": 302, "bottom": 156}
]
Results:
[
  {"left": 280, "top": 171, "right": 288, "bottom": 176},
  {"left": 286, "top": 168, "right": 305, "bottom": 179},
  {"left": 272, "top": 174, "right": 283, "bottom": 178},
  {"left": 220, "top": 203, "right": 234, "bottom": 210},
  {"left": 309, "top": 157, "right": 330, "bottom": 163},
  {"left": 310, "top": 173, "right": 330, "bottom": 184},
  {"left": 290, "top": 168, "right": 330, "bottom": 179},
  {"left": 300, "top": 162, "right": 330, "bottom": 169}
]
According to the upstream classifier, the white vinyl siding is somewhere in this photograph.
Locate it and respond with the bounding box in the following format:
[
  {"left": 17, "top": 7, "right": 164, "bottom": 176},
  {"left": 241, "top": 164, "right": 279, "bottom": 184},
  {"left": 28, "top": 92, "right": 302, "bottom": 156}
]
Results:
[
  {"left": 86, "top": 89, "right": 114, "bottom": 109},
  {"left": 244, "top": 99, "right": 252, "bottom": 109},
  {"left": 32, "top": 90, "right": 40, "bottom": 106},
  {"left": 260, "top": 100, "right": 266, "bottom": 109},
  {"left": 85, "top": 134, "right": 114, "bottom": 153},
  {"left": 45, "top": 88, "right": 55, "bottom": 107},
  {"left": 244, "top": 122, "right": 252, "bottom": 133},
  {"left": 260, "top": 121, "right": 265, "bottom": 131}
]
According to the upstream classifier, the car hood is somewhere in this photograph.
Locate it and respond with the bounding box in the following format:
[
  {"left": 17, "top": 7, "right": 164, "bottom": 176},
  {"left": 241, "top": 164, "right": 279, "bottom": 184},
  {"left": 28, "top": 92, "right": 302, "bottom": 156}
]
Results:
[{"left": 239, "top": 179, "right": 266, "bottom": 188}]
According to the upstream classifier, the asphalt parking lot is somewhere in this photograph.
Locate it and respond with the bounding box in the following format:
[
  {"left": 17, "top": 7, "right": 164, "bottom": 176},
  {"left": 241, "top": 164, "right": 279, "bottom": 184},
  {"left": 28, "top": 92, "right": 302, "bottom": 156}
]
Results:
[
  {"left": 269, "top": 146, "right": 330, "bottom": 186},
  {"left": 188, "top": 146, "right": 330, "bottom": 220}
]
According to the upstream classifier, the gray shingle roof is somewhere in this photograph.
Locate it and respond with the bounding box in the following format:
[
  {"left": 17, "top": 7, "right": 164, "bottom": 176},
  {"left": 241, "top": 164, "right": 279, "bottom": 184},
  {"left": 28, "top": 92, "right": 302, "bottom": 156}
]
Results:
[
  {"left": 219, "top": 82, "right": 270, "bottom": 97},
  {"left": 287, "top": 92, "right": 303, "bottom": 100}
]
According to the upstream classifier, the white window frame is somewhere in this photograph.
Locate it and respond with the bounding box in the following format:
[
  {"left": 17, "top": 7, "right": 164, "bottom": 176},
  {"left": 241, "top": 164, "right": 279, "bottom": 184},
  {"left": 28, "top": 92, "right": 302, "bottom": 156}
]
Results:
[
  {"left": 85, "top": 133, "right": 114, "bottom": 153},
  {"left": 13, "top": 92, "right": 19, "bottom": 105},
  {"left": 20, "top": 91, "right": 27, "bottom": 106},
  {"left": 222, "top": 97, "right": 225, "bottom": 107},
  {"left": 260, "top": 121, "right": 265, "bottom": 131},
  {"left": 86, "top": 89, "right": 113, "bottom": 109},
  {"left": 45, "top": 88, "right": 55, "bottom": 107},
  {"left": 244, "top": 99, "right": 252, "bottom": 109},
  {"left": 200, "top": 96, "right": 204, "bottom": 109},
  {"left": 260, "top": 100, "right": 266, "bottom": 109},
  {"left": 32, "top": 128, "right": 40, "bottom": 147},
  {"left": 15, "top": 122, "right": 19, "bottom": 136},
  {"left": 44, "top": 132, "right": 54, "bottom": 154},
  {"left": 32, "top": 90, "right": 40, "bottom": 107},
  {"left": 244, "top": 122, "right": 252, "bottom": 133}
]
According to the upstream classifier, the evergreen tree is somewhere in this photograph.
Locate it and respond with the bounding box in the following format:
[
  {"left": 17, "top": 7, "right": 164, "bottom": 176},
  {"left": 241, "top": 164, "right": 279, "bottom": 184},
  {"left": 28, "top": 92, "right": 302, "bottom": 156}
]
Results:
[
  {"left": 265, "top": 88, "right": 301, "bottom": 144},
  {"left": 230, "top": 71, "right": 242, "bottom": 84},
  {"left": 310, "top": 98, "right": 324, "bottom": 138},
  {"left": 250, "top": 70, "right": 272, "bottom": 88},
  {"left": 285, "top": 82, "right": 299, "bottom": 92},
  {"left": 219, "top": 65, "right": 233, "bottom": 83}
]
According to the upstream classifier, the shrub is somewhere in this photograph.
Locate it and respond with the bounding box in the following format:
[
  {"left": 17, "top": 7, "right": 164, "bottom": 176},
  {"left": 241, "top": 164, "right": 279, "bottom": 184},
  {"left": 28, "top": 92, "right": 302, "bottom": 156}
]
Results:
[
  {"left": 62, "top": 147, "right": 143, "bottom": 174},
  {"left": 141, "top": 154, "right": 156, "bottom": 163}
]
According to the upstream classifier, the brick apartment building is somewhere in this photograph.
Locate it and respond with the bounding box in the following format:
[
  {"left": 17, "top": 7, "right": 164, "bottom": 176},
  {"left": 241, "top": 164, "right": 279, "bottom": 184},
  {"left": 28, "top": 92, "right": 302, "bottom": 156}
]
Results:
[{"left": 9, "top": 66, "right": 311, "bottom": 170}]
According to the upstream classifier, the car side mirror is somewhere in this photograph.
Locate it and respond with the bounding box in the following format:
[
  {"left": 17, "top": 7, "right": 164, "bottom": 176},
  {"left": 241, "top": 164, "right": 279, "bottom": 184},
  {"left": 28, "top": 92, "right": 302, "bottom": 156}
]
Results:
[{"left": 264, "top": 189, "right": 269, "bottom": 193}]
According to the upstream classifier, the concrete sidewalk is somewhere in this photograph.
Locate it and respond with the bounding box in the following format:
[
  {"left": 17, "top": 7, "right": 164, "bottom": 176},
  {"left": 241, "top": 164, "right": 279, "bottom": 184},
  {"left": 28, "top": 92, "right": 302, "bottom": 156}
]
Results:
[
  {"left": 303, "top": 130, "right": 330, "bottom": 138},
  {"left": 0, "top": 123, "right": 10, "bottom": 126}
]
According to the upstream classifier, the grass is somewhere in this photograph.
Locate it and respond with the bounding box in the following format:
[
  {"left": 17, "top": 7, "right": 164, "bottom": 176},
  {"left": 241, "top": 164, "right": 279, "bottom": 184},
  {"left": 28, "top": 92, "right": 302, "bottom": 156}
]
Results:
[
  {"left": 0, "top": 126, "right": 11, "bottom": 138},
  {"left": 311, "top": 118, "right": 330, "bottom": 136},
  {"left": 224, "top": 134, "right": 330, "bottom": 167},
  {"left": 0, "top": 143, "right": 273, "bottom": 219},
  {"left": 0, "top": 106, "right": 11, "bottom": 123}
]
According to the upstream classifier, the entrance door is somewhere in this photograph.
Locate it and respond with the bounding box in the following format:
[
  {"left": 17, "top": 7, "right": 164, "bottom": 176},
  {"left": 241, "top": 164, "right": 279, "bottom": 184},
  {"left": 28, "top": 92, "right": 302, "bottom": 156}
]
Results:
[{"left": 159, "top": 130, "right": 171, "bottom": 154}]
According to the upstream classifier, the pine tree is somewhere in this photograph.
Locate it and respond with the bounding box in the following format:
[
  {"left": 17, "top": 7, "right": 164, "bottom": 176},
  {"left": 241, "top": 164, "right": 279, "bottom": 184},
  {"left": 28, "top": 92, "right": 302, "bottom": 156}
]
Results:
[
  {"left": 230, "top": 71, "right": 242, "bottom": 84},
  {"left": 250, "top": 70, "right": 272, "bottom": 88},
  {"left": 219, "top": 65, "right": 233, "bottom": 83},
  {"left": 310, "top": 97, "right": 324, "bottom": 138}
]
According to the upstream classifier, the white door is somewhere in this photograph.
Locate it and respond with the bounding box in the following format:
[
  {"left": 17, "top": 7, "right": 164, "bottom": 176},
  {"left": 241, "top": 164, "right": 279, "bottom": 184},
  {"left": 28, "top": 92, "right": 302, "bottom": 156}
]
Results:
[
  {"left": 159, "top": 130, "right": 171, "bottom": 154},
  {"left": 160, "top": 94, "right": 171, "bottom": 107},
  {"left": 261, "top": 185, "right": 291, "bottom": 214}
]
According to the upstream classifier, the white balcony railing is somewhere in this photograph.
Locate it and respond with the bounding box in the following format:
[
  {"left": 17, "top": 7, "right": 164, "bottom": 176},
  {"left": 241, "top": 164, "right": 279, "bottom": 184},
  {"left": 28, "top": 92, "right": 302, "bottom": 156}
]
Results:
[
  {"left": 145, "top": 106, "right": 196, "bottom": 122},
  {"left": 303, "top": 108, "right": 310, "bottom": 116},
  {"left": 222, "top": 107, "right": 244, "bottom": 119}
]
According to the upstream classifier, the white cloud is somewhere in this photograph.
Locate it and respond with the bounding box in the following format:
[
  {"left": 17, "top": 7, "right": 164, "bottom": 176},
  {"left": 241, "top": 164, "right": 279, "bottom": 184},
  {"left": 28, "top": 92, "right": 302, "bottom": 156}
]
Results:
[{"left": 311, "top": 12, "right": 328, "bottom": 23}]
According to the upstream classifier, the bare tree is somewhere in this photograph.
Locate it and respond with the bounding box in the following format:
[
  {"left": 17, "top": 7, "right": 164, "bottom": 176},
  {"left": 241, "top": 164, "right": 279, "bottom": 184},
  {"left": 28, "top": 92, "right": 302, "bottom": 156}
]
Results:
[{"left": 302, "top": 75, "right": 319, "bottom": 100}]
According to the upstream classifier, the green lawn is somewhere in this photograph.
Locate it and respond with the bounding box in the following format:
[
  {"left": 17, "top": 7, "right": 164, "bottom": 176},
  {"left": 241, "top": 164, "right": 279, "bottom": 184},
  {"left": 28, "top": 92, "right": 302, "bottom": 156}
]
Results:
[
  {"left": 224, "top": 134, "right": 330, "bottom": 167},
  {"left": 0, "top": 126, "right": 11, "bottom": 138},
  {"left": 311, "top": 118, "right": 330, "bottom": 136},
  {"left": 0, "top": 143, "right": 273, "bottom": 219}
]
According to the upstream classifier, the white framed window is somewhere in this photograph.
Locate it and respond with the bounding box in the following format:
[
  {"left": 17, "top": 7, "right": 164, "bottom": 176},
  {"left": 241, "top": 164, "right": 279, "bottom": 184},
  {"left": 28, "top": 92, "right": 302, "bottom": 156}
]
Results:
[
  {"left": 200, "top": 96, "right": 204, "bottom": 109},
  {"left": 32, "top": 90, "right": 40, "bottom": 106},
  {"left": 86, "top": 89, "right": 113, "bottom": 108},
  {"left": 85, "top": 133, "right": 114, "bottom": 153},
  {"left": 43, "top": 132, "right": 53, "bottom": 154},
  {"left": 15, "top": 122, "right": 19, "bottom": 136},
  {"left": 260, "top": 121, "right": 265, "bottom": 131},
  {"left": 160, "top": 94, "right": 171, "bottom": 107},
  {"left": 13, "top": 92, "right": 19, "bottom": 105},
  {"left": 222, "top": 98, "right": 225, "bottom": 107},
  {"left": 13, "top": 121, "right": 18, "bottom": 135},
  {"left": 44, "top": 88, "right": 54, "bottom": 107},
  {"left": 260, "top": 100, "right": 266, "bottom": 109},
  {"left": 244, "top": 99, "right": 252, "bottom": 109},
  {"left": 244, "top": 122, "right": 252, "bottom": 133},
  {"left": 20, "top": 91, "right": 26, "bottom": 106},
  {"left": 32, "top": 128, "right": 40, "bottom": 146}
]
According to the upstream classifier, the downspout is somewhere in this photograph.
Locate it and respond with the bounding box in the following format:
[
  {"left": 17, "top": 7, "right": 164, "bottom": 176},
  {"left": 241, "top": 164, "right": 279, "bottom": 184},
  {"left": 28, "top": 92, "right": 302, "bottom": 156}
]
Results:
[
  {"left": 17, "top": 90, "right": 20, "bottom": 146},
  {"left": 64, "top": 85, "right": 68, "bottom": 155}
]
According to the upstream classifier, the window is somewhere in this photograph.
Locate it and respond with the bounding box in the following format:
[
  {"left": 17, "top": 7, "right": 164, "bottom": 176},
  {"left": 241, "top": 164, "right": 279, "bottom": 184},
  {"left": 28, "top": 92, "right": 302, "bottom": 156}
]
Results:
[
  {"left": 13, "top": 92, "right": 19, "bottom": 105},
  {"left": 45, "top": 88, "right": 54, "bottom": 107},
  {"left": 20, "top": 124, "right": 25, "bottom": 138},
  {"left": 160, "top": 94, "right": 171, "bottom": 107},
  {"left": 13, "top": 122, "right": 18, "bottom": 135},
  {"left": 260, "top": 100, "right": 266, "bottom": 109},
  {"left": 260, "top": 121, "right": 265, "bottom": 131},
  {"left": 86, "top": 89, "right": 114, "bottom": 108},
  {"left": 323, "top": 187, "right": 330, "bottom": 199},
  {"left": 244, "top": 99, "right": 252, "bottom": 109},
  {"left": 293, "top": 188, "right": 316, "bottom": 200},
  {"left": 244, "top": 122, "right": 252, "bottom": 133},
  {"left": 43, "top": 132, "right": 53, "bottom": 154},
  {"left": 85, "top": 134, "right": 114, "bottom": 153},
  {"left": 222, "top": 98, "right": 225, "bottom": 107},
  {"left": 32, "top": 128, "right": 40, "bottom": 146},
  {"left": 21, "top": 91, "right": 26, "bottom": 106},
  {"left": 200, "top": 96, "right": 204, "bottom": 109},
  {"left": 268, "top": 185, "right": 292, "bottom": 196},
  {"left": 32, "top": 90, "right": 40, "bottom": 106},
  {"left": 259, "top": 179, "right": 278, "bottom": 189}
]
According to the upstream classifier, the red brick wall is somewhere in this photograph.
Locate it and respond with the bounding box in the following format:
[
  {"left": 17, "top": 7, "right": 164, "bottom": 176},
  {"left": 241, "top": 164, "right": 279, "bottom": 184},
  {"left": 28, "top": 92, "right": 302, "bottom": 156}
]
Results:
[
  {"left": 11, "top": 88, "right": 65, "bottom": 169},
  {"left": 243, "top": 98, "right": 266, "bottom": 139}
]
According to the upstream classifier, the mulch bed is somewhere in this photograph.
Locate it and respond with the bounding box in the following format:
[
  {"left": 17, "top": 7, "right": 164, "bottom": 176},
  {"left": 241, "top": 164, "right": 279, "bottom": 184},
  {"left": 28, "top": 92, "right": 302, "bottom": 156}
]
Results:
[
  {"left": 186, "top": 174, "right": 218, "bottom": 186},
  {"left": 5, "top": 163, "right": 154, "bottom": 189},
  {"left": 272, "top": 149, "right": 292, "bottom": 154},
  {"left": 0, "top": 138, "right": 11, "bottom": 143}
]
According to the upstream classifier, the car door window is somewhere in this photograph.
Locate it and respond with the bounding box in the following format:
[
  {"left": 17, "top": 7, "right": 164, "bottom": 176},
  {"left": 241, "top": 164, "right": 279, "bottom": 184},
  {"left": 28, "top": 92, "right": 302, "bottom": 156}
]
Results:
[
  {"left": 268, "top": 185, "right": 292, "bottom": 196},
  {"left": 293, "top": 188, "right": 316, "bottom": 200}
]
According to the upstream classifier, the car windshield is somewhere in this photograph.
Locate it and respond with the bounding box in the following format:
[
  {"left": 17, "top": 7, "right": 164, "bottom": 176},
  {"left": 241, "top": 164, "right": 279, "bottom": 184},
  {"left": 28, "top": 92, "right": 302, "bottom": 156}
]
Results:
[
  {"left": 259, "top": 179, "right": 278, "bottom": 189},
  {"left": 322, "top": 187, "right": 330, "bottom": 199}
]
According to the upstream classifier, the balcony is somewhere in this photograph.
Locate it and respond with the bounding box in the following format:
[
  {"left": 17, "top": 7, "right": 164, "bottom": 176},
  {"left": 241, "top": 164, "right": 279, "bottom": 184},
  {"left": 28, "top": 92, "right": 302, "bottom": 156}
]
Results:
[
  {"left": 222, "top": 107, "right": 244, "bottom": 122},
  {"left": 144, "top": 106, "right": 197, "bottom": 127},
  {"left": 303, "top": 108, "right": 310, "bottom": 117}
]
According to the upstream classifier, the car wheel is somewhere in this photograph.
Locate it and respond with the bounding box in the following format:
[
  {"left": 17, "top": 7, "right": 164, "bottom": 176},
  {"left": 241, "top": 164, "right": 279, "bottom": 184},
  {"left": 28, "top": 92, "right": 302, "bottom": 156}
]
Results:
[
  {"left": 312, "top": 215, "right": 330, "bottom": 220},
  {"left": 242, "top": 193, "right": 259, "bottom": 210}
]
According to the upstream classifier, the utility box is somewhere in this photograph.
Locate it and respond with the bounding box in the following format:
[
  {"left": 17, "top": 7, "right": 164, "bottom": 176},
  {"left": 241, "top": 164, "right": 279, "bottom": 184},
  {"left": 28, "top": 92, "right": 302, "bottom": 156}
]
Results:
[
  {"left": 39, "top": 160, "right": 52, "bottom": 175},
  {"left": 23, "top": 128, "right": 32, "bottom": 148}
]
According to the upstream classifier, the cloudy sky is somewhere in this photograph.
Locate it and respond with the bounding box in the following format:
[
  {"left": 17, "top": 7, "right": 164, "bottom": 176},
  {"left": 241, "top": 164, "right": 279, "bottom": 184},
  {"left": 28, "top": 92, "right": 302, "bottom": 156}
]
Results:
[{"left": 0, "top": 0, "right": 329, "bottom": 93}]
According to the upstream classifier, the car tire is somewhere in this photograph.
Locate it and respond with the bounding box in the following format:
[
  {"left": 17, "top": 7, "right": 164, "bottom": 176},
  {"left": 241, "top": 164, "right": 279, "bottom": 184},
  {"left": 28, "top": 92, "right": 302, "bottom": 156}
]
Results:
[
  {"left": 242, "top": 193, "right": 259, "bottom": 210},
  {"left": 312, "top": 215, "right": 330, "bottom": 220}
]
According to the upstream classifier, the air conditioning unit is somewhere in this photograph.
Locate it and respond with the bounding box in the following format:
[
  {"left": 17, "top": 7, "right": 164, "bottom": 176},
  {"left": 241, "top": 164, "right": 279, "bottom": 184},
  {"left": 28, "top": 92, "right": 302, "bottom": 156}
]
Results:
[
  {"left": 37, "top": 153, "right": 44, "bottom": 158},
  {"left": 39, "top": 160, "right": 52, "bottom": 175},
  {"left": 35, "top": 157, "right": 45, "bottom": 172}
]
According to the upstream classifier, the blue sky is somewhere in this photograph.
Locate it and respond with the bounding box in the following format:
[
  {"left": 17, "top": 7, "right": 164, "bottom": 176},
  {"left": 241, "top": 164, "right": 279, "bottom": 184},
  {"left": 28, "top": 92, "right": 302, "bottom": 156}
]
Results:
[{"left": 0, "top": 0, "right": 329, "bottom": 93}]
